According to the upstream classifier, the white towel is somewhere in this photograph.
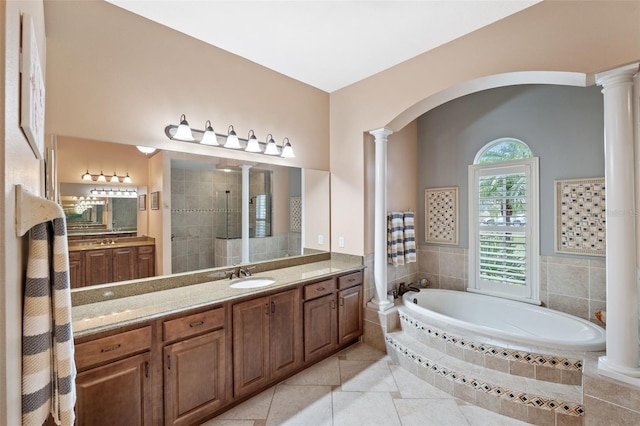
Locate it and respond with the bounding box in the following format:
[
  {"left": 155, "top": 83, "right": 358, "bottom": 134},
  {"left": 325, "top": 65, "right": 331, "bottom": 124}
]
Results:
[
  {"left": 403, "top": 212, "right": 416, "bottom": 264},
  {"left": 22, "top": 218, "right": 76, "bottom": 426},
  {"left": 387, "top": 212, "right": 405, "bottom": 266}
]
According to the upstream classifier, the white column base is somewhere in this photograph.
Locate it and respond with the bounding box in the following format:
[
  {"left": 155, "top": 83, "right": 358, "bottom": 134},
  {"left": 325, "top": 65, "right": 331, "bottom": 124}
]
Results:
[
  {"left": 598, "top": 356, "right": 640, "bottom": 388},
  {"left": 367, "top": 298, "right": 394, "bottom": 311}
]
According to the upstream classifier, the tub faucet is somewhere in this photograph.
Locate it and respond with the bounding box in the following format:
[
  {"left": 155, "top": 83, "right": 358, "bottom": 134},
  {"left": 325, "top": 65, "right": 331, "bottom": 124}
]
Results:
[{"left": 398, "top": 282, "right": 420, "bottom": 295}]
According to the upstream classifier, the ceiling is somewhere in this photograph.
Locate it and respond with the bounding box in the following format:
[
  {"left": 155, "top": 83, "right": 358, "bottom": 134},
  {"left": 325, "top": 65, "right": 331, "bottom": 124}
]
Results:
[{"left": 105, "top": 0, "right": 540, "bottom": 93}]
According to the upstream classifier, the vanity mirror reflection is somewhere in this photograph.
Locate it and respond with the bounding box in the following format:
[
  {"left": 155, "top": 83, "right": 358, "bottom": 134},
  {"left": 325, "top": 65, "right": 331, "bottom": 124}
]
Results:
[{"left": 54, "top": 136, "right": 330, "bottom": 288}]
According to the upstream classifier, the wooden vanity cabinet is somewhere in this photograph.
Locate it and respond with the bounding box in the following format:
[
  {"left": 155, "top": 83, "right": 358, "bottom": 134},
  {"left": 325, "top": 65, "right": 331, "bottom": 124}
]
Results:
[
  {"left": 137, "top": 245, "right": 156, "bottom": 279},
  {"left": 74, "top": 327, "right": 153, "bottom": 426},
  {"left": 84, "top": 249, "right": 113, "bottom": 286},
  {"left": 232, "top": 288, "right": 302, "bottom": 398},
  {"left": 112, "top": 246, "right": 136, "bottom": 282},
  {"left": 74, "top": 244, "right": 156, "bottom": 287},
  {"left": 68, "top": 251, "right": 84, "bottom": 289},
  {"left": 304, "top": 271, "right": 363, "bottom": 361},
  {"left": 163, "top": 307, "right": 229, "bottom": 426}
]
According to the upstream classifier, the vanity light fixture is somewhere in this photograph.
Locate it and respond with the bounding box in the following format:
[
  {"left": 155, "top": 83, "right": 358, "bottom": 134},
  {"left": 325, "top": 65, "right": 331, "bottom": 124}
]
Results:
[
  {"left": 263, "top": 134, "right": 279, "bottom": 155},
  {"left": 97, "top": 171, "right": 107, "bottom": 182},
  {"left": 81, "top": 170, "right": 92, "bottom": 181},
  {"left": 172, "top": 114, "right": 195, "bottom": 141},
  {"left": 200, "top": 120, "right": 219, "bottom": 146},
  {"left": 164, "top": 114, "right": 295, "bottom": 158},
  {"left": 110, "top": 172, "right": 119, "bottom": 183},
  {"left": 280, "top": 138, "right": 295, "bottom": 158},
  {"left": 224, "top": 125, "right": 242, "bottom": 149},
  {"left": 245, "top": 130, "right": 262, "bottom": 153},
  {"left": 123, "top": 173, "right": 133, "bottom": 184}
]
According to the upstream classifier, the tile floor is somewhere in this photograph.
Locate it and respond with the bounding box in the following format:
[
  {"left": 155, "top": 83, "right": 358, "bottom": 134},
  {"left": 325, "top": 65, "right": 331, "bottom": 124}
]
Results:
[{"left": 202, "top": 342, "right": 531, "bottom": 426}]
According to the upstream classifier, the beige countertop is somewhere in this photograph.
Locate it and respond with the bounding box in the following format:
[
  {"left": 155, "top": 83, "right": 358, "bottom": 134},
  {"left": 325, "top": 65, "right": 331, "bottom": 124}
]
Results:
[
  {"left": 72, "top": 258, "right": 363, "bottom": 339},
  {"left": 68, "top": 237, "right": 155, "bottom": 252}
]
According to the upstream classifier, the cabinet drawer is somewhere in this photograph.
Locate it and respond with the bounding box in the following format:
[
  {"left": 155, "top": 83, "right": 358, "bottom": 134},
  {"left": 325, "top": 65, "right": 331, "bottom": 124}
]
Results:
[
  {"left": 303, "top": 278, "right": 336, "bottom": 300},
  {"left": 163, "top": 307, "right": 225, "bottom": 342},
  {"left": 75, "top": 326, "right": 152, "bottom": 371},
  {"left": 338, "top": 271, "right": 363, "bottom": 290},
  {"left": 138, "top": 245, "right": 154, "bottom": 254},
  {"left": 68, "top": 251, "right": 83, "bottom": 261}
]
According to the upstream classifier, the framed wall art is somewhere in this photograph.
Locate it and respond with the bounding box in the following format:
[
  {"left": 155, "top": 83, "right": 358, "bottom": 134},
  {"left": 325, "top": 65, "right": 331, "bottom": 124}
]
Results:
[
  {"left": 425, "top": 186, "right": 458, "bottom": 245},
  {"left": 20, "top": 13, "right": 46, "bottom": 160},
  {"left": 150, "top": 191, "right": 160, "bottom": 210},
  {"left": 138, "top": 194, "right": 147, "bottom": 211},
  {"left": 554, "top": 177, "right": 605, "bottom": 256}
]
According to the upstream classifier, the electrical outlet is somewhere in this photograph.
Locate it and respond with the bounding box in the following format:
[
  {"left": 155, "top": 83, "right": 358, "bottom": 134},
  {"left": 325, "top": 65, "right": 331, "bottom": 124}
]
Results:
[
  {"left": 318, "top": 234, "right": 323, "bottom": 245},
  {"left": 338, "top": 236, "right": 345, "bottom": 248}
]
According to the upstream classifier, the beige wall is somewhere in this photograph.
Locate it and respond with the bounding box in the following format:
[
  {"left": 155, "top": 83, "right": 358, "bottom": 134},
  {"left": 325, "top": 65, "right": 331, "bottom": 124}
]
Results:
[
  {"left": 303, "top": 169, "right": 331, "bottom": 251},
  {"left": 2, "top": 1, "right": 47, "bottom": 423},
  {"left": 44, "top": 0, "right": 330, "bottom": 172},
  {"left": 331, "top": 0, "right": 640, "bottom": 256}
]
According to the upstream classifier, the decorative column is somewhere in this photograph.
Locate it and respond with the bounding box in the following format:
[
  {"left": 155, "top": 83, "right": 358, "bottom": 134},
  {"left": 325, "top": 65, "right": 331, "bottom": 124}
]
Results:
[
  {"left": 596, "top": 63, "right": 640, "bottom": 386},
  {"left": 240, "top": 164, "right": 252, "bottom": 264},
  {"left": 367, "top": 128, "right": 394, "bottom": 311}
]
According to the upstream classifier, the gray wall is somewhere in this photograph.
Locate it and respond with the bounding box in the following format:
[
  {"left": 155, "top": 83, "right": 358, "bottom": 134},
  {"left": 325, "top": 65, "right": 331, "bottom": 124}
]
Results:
[{"left": 417, "top": 84, "right": 604, "bottom": 255}]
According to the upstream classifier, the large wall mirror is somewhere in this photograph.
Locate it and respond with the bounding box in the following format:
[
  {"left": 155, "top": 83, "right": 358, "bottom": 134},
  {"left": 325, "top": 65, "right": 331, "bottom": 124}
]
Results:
[{"left": 55, "top": 136, "right": 330, "bottom": 288}]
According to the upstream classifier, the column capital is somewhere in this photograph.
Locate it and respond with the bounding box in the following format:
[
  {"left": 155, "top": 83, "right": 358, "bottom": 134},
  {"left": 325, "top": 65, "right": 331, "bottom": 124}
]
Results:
[
  {"left": 369, "top": 128, "right": 393, "bottom": 141},
  {"left": 596, "top": 63, "right": 639, "bottom": 87}
]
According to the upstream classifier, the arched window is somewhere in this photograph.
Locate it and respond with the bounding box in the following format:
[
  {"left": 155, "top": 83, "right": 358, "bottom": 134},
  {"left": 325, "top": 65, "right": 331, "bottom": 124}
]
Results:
[{"left": 468, "top": 138, "right": 540, "bottom": 304}]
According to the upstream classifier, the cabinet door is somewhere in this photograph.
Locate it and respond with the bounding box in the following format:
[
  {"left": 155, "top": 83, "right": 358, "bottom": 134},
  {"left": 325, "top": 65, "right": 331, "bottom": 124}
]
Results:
[
  {"left": 303, "top": 293, "right": 337, "bottom": 361},
  {"left": 112, "top": 246, "right": 136, "bottom": 282},
  {"left": 68, "top": 251, "right": 84, "bottom": 289},
  {"left": 84, "top": 249, "right": 112, "bottom": 286},
  {"left": 269, "top": 289, "right": 302, "bottom": 380},
  {"left": 137, "top": 246, "right": 155, "bottom": 279},
  {"left": 233, "top": 296, "right": 269, "bottom": 398},
  {"left": 338, "top": 285, "right": 363, "bottom": 345},
  {"left": 76, "top": 352, "right": 152, "bottom": 426},
  {"left": 164, "top": 330, "right": 226, "bottom": 426}
]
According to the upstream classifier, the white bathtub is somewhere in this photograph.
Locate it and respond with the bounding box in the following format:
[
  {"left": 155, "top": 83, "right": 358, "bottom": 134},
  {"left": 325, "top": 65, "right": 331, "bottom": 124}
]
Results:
[{"left": 402, "top": 289, "right": 606, "bottom": 352}]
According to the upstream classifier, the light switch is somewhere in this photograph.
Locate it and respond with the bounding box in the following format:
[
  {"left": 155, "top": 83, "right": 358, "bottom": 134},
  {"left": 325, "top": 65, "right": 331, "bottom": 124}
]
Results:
[
  {"left": 338, "top": 236, "right": 345, "bottom": 248},
  {"left": 318, "top": 234, "right": 324, "bottom": 245}
]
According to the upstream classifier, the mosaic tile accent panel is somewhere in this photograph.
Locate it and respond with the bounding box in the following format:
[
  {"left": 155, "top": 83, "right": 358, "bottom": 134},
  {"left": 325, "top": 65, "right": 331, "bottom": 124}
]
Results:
[
  {"left": 386, "top": 335, "right": 584, "bottom": 417},
  {"left": 290, "top": 197, "right": 302, "bottom": 232},
  {"left": 399, "top": 312, "right": 583, "bottom": 372},
  {"left": 425, "top": 186, "right": 458, "bottom": 245},
  {"left": 555, "top": 178, "right": 605, "bottom": 256}
]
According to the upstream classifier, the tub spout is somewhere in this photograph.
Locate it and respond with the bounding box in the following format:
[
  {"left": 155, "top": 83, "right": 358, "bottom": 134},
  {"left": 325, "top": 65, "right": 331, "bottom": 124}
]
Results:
[{"left": 408, "top": 284, "right": 421, "bottom": 293}]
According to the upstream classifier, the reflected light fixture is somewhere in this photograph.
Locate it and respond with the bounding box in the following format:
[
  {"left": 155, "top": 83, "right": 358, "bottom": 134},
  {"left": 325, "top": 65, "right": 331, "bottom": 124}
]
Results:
[
  {"left": 281, "top": 138, "right": 295, "bottom": 158},
  {"left": 172, "top": 114, "right": 195, "bottom": 141},
  {"left": 200, "top": 120, "right": 219, "bottom": 146},
  {"left": 81, "top": 170, "right": 92, "bottom": 181},
  {"left": 81, "top": 170, "right": 133, "bottom": 183},
  {"left": 136, "top": 146, "right": 156, "bottom": 155},
  {"left": 110, "top": 172, "right": 119, "bottom": 183},
  {"left": 97, "top": 171, "right": 107, "bottom": 182},
  {"left": 224, "top": 125, "right": 241, "bottom": 149},
  {"left": 245, "top": 130, "right": 261, "bottom": 153},
  {"left": 264, "top": 134, "right": 279, "bottom": 155},
  {"left": 123, "top": 173, "right": 133, "bottom": 184}
]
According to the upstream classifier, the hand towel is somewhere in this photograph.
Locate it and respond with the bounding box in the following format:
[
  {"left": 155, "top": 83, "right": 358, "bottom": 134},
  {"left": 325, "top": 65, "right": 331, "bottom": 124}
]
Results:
[
  {"left": 22, "top": 218, "right": 76, "bottom": 426},
  {"left": 387, "top": 212, "right": 405, "bottom": 266},
  {"left": 403, "top": 212, "right": 417, "bottom": 264}
]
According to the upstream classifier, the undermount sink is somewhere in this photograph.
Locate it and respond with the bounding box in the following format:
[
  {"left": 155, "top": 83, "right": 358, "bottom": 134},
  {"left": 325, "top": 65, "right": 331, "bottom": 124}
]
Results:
[{"left": 229, "top": 277, "right": 276, "bottom": 289}]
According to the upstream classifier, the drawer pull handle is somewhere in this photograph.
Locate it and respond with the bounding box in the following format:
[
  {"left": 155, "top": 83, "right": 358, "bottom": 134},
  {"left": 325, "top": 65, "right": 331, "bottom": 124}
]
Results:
[
  {"left": 348, "top": 278, "right": 355, "bottom": 282},
  {"left": 100, "top": 344, "right": 121, "bottom": 353},
  {"left": 189, "top": 320, "right": 205, "bottom": 328},
  {"left": 317, "top": 287, "right": 325, "bottom": 291}
]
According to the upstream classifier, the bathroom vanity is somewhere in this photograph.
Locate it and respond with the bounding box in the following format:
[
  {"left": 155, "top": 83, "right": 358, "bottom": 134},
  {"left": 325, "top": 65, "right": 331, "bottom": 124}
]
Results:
[{"left": 71, "top": 257, "right": 363, "bottom": 426}]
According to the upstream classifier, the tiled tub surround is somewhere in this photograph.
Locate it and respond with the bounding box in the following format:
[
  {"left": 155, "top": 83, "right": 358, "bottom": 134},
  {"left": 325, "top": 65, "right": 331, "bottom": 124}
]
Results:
[{"left": 417, "top": 245, "right": 607, "bottom": 324}]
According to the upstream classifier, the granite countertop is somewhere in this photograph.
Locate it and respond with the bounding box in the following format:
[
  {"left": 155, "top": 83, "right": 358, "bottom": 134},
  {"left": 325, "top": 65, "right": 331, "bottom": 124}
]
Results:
[
  {"left": 68, "top": 237, "right": 155, "bottom": 252},
  {"left": 72, "top": 258, "right": 363, "bottom": 339}
]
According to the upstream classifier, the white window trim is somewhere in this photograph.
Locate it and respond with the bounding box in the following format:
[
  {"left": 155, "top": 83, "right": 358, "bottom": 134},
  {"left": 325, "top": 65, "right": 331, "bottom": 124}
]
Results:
[{"left": 468, "top": 157, "right": 541, "bottom": 305}]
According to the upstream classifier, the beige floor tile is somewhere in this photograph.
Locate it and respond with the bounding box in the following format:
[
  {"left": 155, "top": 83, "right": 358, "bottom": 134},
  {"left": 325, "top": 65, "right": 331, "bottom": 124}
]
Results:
[
  {"left": 265, "top": 384, "right": 332, "bottom": 426},
  {"left": 200, "top": 420, "right": 255, "bottom": 426},
  {"left": 389, "top": 364, "right": 454, "bottom": 399},
  {"left": 284, "top": 356, "right": 341, "bottom": 386},
  {"left": 339, "top": 342, "right": 391, "bottom": 362},
  {"left": 393, "top": 398, "right": 470, "bottom": 425},
  {"left": 460, "top": 405, "right": 532, "bottom": 426},
  {"left": 333, "top": 390, "right": 401, "bottom": 426},
  {"left": 340, "top": 359, "right": 399, "bottom": 392},
  {"left": 215, "top": 387, "right": 275, "bottom": 420}
]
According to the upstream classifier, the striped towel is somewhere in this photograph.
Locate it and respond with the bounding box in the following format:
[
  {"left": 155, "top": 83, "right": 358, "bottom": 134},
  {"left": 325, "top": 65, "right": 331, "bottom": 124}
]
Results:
[
  {"left": 387, "top": 212, "right": 405, "bottom": 266},
  {"left": 403, "top": 212, "right": 417, "bottom": 264},
  {"left": 22, "top": 218, "right": 76, "bottom": 426}
]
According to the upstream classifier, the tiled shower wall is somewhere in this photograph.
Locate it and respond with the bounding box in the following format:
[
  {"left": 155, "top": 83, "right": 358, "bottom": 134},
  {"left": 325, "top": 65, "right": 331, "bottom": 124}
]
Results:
[{"left": 415, "top": 245, "right": 607, "bottom": 323}]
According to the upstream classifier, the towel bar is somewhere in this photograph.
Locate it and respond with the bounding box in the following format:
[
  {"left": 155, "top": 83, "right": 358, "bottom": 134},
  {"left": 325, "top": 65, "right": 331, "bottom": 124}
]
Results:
[{"left": 15, "top": 184, "right": 64, "bottom": 237}]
